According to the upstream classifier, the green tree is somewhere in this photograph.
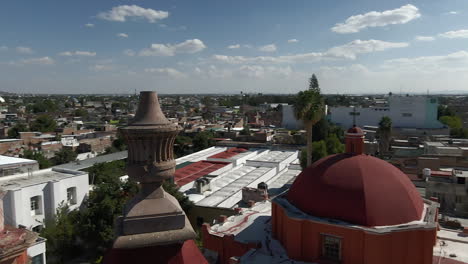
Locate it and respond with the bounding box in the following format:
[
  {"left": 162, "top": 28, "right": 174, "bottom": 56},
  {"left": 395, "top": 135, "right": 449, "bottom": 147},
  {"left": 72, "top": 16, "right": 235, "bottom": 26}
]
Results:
[
  {"left": 439, "top": 115, "right": 462, "bottom": 129},
  {"left": 174, "top": 135, "right": 192, "bottom": 158},
  {"left": 294, "top": 74, "right": 325, "bottom": 167},
  {"left": 300, "top": 140, "right": 328, "bottom": 170},
  {"left": 74, "top": 108, "right": 89, "bottom": 117},
  {"left": 163, "top": 180, "right": 193, "bottom": 213},
  {"left": 309, "top": 74, "right": 319, "bottom": 91},
  {"left": 40, "top": 204, "right": 83, "bottom": 263},
  {"left": 325, "top": 134, "right": 345, "bottom": 155},
  {"left": 86, "top": 160, "right": 126, "bottom": 185},
  {"left": 22, "top": 149, "right": 53, "bottom": 169},
  {"left": 239, "top": 124, "right": 251, "bottom": 136},
  {"left": 53, "top": 148, "right": 78, "bottom": 165},
  {"left": 78, "top": 177, "right": 138, "bottom": 260},
  {"left": 7, "top": 122, "right": 28, "bottom": 138},
  {"left": 192, "top": 131, "right": 214, "bottom": 151},
  {"left": 30, "top": 115, "right": 57, "bottom": 132},
  {"left": 377, "top": 116, "right": 392, "bottom": 153}
]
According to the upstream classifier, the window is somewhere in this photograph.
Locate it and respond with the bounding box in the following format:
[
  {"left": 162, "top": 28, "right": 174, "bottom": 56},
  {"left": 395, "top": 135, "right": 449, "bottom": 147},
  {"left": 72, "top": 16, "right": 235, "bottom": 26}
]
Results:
[
  {"left": 32, "top": 225, "right": 43, "bottom": 233},
  {"left": 457, "top": 177, "right": 466, "bottom": 185},
  {"left": 456, "top": 196, "right": 463, "bottom": 204},
  {"left": 67, "top": 187, "right": 77, "bottom": 205},
  {"left": 322, "top": 234, "right": 341, "bottom": 262},
  {"left": 30, "top": 196, "right": 42, "bottom": 216},
  {"left": 31, "top": 254, "right": 44, "bottom": 264},
  {"left": 402, "top": 113, "right": 412, "bottom": 117},
  {"left": 349, "top": 112, "right": 360, "bottom": 116}
]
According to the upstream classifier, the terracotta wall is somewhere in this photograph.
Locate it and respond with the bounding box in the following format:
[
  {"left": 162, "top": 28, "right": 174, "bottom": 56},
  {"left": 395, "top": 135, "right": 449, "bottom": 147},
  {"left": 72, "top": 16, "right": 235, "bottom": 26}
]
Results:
[
  {"left": 201, "top": 223, "right": 258, "bottom": 264},
  {"left": 0, "top": 250, "right": 28, "bottom": 264},
  {"left": 272, "top": 202, "right": 437, "bottom": 264}
]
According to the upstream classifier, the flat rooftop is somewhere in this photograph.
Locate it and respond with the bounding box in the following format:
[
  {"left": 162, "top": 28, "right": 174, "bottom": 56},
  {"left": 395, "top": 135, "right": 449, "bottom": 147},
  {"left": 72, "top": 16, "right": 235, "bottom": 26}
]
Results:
[
  {"left": 174, "top": 160, "right": 229, "bottom": 186},
  {"left": 0, "top": 155, "right": 37, "bottom": 167},
  {"left": 195, "top": 166, "right": 273, "bottom": 208},
  {"left": 0, "top": 168, "right": 86, "bottom": 191},
  {"left": 53, "top": 150, "right": 127, "bottom": 171},
  {"left": 208, "top": 147, "right": 247, "bottom": 159},
  {"left": 176, "top": 147, "right": 227, "bottom": 165},
  {"left": 250, "top": 150, "right": 296, "bottom": 163}
]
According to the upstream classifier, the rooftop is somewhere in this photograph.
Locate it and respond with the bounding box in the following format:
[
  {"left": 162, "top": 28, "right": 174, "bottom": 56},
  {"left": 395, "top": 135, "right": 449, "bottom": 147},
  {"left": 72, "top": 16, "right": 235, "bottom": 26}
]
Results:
[
  {"left": 0, "top": 155, "right": 37, "bottom": 167},
  {"left": 174, "top": 161, "right": 229, "bottom": 186},
  {"left": 53, "top": 150, "right": 127, "bottom": 171},
  {"left": 0, "top": 168, "right": 86, "bottom": 191},
  {"left": 250, "top": 150, "right": 296, "bottom": 163}
]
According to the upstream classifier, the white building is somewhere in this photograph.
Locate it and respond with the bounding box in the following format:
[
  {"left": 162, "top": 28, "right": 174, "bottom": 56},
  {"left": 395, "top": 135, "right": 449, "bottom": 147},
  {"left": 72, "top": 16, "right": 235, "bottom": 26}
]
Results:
[
  {"left": 0, "top": 167, "right": 89, "bottom": 231},
  {"left": 0, "top": 155, "right": 39, "bottom": 177},
  {"left": 328, "top": 96, "right": 445, "bottom": 129},
  {"left": 173, "top": 146, "right": 301, "bottom": 225}
]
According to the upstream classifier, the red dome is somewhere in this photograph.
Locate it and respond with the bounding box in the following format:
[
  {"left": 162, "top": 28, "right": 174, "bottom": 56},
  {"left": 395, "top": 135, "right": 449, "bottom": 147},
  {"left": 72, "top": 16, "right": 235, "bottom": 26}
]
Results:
[
  {"left": 347, "top": 126, "right": 363, "bottom": 134},
  {"left": 286, "top": 154, "right": 424, "bottom": 227}
]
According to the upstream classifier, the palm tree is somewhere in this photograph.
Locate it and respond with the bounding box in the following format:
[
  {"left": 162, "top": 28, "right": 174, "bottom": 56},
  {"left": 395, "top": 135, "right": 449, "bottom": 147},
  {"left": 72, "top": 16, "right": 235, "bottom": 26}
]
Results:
[
  {"left": 378, "top": 116, "right": 392, "bottom": 153},
  {"left": 294, "top": 74, "right": 325, "bottom": 167}
]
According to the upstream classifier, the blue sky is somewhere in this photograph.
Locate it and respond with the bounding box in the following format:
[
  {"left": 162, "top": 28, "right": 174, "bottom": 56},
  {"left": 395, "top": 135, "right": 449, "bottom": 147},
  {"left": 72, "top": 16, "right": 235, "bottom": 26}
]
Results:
[{"left": 1, "top": 0, "right": 468, "bottom": 94}]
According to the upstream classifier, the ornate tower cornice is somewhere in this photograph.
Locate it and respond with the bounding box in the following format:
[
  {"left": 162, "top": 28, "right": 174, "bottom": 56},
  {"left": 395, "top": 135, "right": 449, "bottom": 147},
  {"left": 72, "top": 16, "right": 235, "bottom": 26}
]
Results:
[{"left": 113, "top": 91, "right": 196, "bottom": 249}]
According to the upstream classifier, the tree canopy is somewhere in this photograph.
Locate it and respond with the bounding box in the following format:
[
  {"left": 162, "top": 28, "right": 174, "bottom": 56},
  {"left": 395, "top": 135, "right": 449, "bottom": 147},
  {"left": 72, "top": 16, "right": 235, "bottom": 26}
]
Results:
[
  {"left": 22, "top": 150, "right": 52, "bottom": 169},
  {"left": 309, "top": 74, "right": 319, "bottom": 92},
  {"left": 192, "top": 131, "right": 214, "bottom": 151},
  {"left": 53, "top": 148, "right": 78, "bottom": 165},
  {"left": 7, "top": 122, "right": 28, "bottom": 138},
  {"left": 30, "top": 114, "right": 57, "bottom": 132}
]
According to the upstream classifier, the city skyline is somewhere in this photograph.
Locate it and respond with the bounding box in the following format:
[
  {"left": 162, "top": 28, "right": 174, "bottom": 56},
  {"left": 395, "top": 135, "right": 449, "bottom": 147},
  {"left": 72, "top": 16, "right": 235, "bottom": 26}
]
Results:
[{"left": 1, "top": 0, "right": 468, "bottom": 94}]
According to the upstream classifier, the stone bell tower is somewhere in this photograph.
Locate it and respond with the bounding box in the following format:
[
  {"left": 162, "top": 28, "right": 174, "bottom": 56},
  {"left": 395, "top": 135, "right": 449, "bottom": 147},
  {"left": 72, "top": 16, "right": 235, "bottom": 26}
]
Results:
[{"left": 112, "top": 91, "right": 197, "bottom": 249}]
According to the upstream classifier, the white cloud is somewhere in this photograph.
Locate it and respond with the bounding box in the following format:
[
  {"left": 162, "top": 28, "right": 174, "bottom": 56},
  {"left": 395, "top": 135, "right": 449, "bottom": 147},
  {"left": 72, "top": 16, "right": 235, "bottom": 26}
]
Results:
[
  {"left": 85, "top": 23, "right": 94, "bottom": 28},
  {"left": 326, "top": 39, "right": 409, "bottom": 59},
  {"left": 227, "top": 44, "right": 240, "bottom": 49},
  {"left": 97, "top": 5, "right": 168, "bottom": 23},
  {"left": 16, "top": 46, "right": 33, "bottom": 54},
  {"left": 213, "top": 39, "right": 408, "bottom": 64},
  {"left": 17, "top": 57, "right": 55, "bottom": 65},
  {"left": 0, "top": 46, "right": 7, "bottom": 51},
  {"left": 414, "top": 35, "right": 435, "bottom": 41},
  {"left": 288, "top": 39, "right": 299, "bottom": 43},
  {"left": 117, "top": 33, "right": 129, "bottom": 38},
  {"left": 446, "top": 11, "right": 459, "bottom": 15},
  {"left": 144, "top": 67, "right": 186, "bottom": 78},
  {"left": 89, "top": 64, "right": 114, "bottom": 72},
  {"left": 258, "top": 44, "right": 277, "bottom": 52},
  {"left": 139, "top": 39, "right": 206, "bottom": 56},
  {"left": 332, "top": 4, "right": 421, "bottom": 33},
  {"left": 58, "top": 51, "right": 96, "bottom": 56},
  {"left": 237, "top": 65, "right": 292, "bottom": 78},
  {"left": 123, "top": 49, "right": 136, "bottom": 56},
  {"left": 381, "top": 50, "right": 468, "bottom": 73},
  {"left": 438, "top": 29, "right": 468, "bottom": 39}
]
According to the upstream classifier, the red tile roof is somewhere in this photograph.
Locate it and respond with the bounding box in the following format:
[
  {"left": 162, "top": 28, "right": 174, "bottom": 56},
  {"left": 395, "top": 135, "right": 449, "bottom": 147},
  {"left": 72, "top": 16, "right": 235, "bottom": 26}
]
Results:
[
  {"left": 431, "top": 171, "right": 453, "bottom": 177},
  {"left": 174, "top": 161, "right": 229, "bottom": 186},
  {"left": 208, "top": 147, "right": 247, "bottom": 159}
]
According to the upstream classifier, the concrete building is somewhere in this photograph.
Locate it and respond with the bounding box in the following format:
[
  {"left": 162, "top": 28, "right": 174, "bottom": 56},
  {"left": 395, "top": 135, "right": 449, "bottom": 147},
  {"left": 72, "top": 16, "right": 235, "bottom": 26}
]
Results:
[
  {"left": 281, "top": 104, "right": 302, "bottom": 129},
  {"left": 0, "top": 168, "right": 88, "bottom": 231},
  {"left": 0, "top": 191, "right": 46, "bottom": 264},
  {"left": 0, "top": 156, "right": 39, "bottom": 178},
  {"left": 329, "top": 96, "right": 445, "bottom": 130},
  {"left": 425, "top": 169, "right": 468, "bottom": 217}
]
